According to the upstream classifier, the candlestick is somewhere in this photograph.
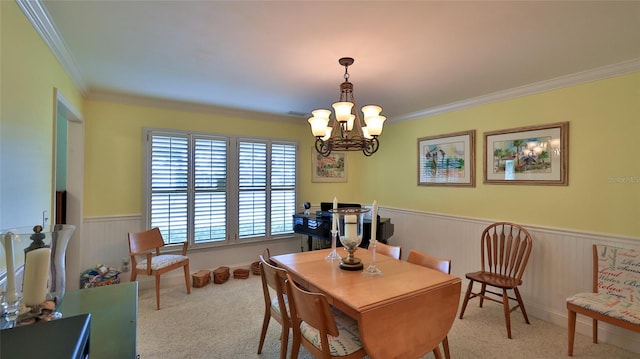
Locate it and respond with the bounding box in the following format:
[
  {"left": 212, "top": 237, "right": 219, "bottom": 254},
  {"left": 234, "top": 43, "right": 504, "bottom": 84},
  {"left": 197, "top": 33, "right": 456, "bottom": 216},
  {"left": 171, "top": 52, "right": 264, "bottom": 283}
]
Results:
[
  {"left": 332, "top": 197, "right": 338, "bottom": 232},
  {"left": 371, "top": 200, "right": 378, "bottom": 243},
  {"left": 23, "top": 247, "right": 51, "bottom": 306},
  {"left": 363, "top": 200, "right": 383, "bottom": 276},
  {"left": 3, "top": 233, "right": 18, "bottom": 302},
  {"left": 325, "top": 229, "right": 341, "bottom": 260}
]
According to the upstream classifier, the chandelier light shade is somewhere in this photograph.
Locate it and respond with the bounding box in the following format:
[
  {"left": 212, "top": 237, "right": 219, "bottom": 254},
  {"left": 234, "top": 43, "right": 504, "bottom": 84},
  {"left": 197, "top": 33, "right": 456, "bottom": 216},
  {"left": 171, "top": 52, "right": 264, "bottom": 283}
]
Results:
[{"left": 308, "top": 57, "right": 386, "bottom": 157}]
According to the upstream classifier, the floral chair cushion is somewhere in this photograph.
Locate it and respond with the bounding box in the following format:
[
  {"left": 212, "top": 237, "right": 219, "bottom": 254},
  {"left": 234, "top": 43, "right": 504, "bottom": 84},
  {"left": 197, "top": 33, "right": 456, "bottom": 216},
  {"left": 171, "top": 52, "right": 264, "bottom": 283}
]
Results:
[
  {"left": 299, "top": 307, "right": 363, "bottom": 357},
  {"left": 136, "top": 254, "right": 188, "bottom": 271}
]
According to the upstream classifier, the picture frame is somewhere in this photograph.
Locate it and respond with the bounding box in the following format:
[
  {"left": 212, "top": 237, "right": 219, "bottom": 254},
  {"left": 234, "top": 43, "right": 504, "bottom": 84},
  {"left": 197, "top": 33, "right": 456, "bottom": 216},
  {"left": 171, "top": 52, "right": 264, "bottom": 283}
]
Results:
[
  {"left": 312, "top": 151, "right": 347, "bottom": 183},
  {"left": 418, "top": 130, "right": 476, "bottom": 187},
  {"left": 484, "top": 122, "right": 568, "bottom": 185}
]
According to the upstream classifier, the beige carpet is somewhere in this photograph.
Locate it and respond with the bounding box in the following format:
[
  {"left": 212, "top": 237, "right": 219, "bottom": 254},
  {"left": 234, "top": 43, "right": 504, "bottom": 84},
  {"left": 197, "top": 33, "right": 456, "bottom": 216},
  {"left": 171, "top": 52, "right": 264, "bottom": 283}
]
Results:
[{"left": 137, "top": 275, "right": 637, "bottom": 359}]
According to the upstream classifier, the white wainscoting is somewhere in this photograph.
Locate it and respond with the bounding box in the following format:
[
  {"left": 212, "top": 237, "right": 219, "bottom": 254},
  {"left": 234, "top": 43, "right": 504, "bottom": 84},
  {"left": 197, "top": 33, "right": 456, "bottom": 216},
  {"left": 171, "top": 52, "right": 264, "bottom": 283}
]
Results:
[
  {"left": 80, "top": 214, "right": 300, "bottom": 288},
  {"left": 379, "top": 206, "right": 640, "bottom": 354},
  {"left": 81, "top": 209, "right": 640, "bottom": 353}
]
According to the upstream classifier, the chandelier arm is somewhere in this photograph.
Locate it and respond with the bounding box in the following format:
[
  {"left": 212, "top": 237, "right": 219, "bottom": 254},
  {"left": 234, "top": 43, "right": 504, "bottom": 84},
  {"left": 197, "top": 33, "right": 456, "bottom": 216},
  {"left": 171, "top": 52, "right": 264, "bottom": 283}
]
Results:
[
  {"left": 362, "top": 138, "right": 379, "bottom": 156},
  {"left": 315, "top": 138, "right": 332, "bottom": 157}
]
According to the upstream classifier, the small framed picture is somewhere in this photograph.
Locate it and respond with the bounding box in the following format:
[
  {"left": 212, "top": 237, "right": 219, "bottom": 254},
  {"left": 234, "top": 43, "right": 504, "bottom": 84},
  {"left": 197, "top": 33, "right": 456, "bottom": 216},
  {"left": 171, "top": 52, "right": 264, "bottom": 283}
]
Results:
[
  {"left": 484, "top": 122, "right": 568, "bottom": 185},
  {"left": 418, "top": 130, "right": 476, "bottom": 187},
  {"left": 312, "top": 151, "right": 347, "bottom": 183}
]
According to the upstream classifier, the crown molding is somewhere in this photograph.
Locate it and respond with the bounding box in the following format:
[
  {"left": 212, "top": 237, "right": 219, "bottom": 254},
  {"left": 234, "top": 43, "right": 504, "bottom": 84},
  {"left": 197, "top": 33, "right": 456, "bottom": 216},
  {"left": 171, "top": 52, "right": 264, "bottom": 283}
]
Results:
[
  {"left": 392, "top": 58, "right": 640, "bottom": 123},
  {"left": 89, "top": 91, "right": 305, "bottom": 125},
  {"left": 20, "top": 0, "right": 639, "bottom": 124},
  {"left": 17, "top": 0, "right": 88, "bottom": 94}
]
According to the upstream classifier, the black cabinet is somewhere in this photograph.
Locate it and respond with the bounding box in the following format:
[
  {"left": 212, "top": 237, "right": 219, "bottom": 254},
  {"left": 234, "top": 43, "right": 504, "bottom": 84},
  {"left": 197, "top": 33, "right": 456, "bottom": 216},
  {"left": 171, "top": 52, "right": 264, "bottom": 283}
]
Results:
[{"left": 0, "top": 314, "right": 91, "bottom": 359}]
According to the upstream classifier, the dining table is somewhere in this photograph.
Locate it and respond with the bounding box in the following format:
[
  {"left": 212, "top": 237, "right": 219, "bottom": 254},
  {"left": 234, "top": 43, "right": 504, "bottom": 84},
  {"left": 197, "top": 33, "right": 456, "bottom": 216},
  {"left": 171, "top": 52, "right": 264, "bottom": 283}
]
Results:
[{"left": 271, "top": 247, "right": 462, "bottom": 359}]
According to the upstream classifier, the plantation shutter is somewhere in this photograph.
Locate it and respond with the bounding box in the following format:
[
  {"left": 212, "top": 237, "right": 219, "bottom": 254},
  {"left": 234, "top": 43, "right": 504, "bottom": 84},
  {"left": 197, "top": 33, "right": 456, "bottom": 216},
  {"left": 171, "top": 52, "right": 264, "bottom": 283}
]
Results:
[
  {"left": 193, "top": 137, "right": 227, "bottom": 243},
  {"left": 271, "top": 143, "right": 296, "bottom": 234},
  {"left": 238, "top": 141, "right": 267, "bottom": 238},
  {"left": 150, "top": 135, "right": 188, "bottom": 244}
]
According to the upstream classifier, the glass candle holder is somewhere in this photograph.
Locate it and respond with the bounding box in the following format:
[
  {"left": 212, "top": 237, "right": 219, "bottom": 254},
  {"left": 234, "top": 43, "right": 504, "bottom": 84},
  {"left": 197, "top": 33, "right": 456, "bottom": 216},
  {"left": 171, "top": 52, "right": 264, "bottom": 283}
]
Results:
[
  {"left": 1, "top": 224, "right": 76, "bottom": 327},
  {"left": 331, "top": 207, "right": 370, "bottom": 271}
]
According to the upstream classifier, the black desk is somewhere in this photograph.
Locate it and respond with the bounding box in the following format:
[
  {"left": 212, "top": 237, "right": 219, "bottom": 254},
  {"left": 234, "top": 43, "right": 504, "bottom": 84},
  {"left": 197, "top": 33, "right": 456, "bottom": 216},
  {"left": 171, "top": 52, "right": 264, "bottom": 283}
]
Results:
[
  {"left": 293, "top": 212, "right": 394, "bottom": 251},
  {"left": 0, "top": 313, "right": 91, "bottom": 359}
]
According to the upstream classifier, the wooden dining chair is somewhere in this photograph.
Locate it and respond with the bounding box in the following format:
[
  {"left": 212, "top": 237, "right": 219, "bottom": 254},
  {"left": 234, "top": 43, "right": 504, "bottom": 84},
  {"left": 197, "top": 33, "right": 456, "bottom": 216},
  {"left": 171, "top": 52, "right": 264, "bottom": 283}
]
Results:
[
  {"left": 285, "top": 273, "right": 367, "bottom": 359},
  {"left": 374, "top": 241, "right": 402, "bottom": 259},
  {"left": 257, "top": 252, "right": 291, "bottom": 359},
  {"left": 128, "top": 227, "right": 191, "bottom": 310},
  {"left": 407, "top": 249, "right": 452, "bottom": 359},
  {"left": 458, "top": 222, "right": 533, "bottom": 339}
]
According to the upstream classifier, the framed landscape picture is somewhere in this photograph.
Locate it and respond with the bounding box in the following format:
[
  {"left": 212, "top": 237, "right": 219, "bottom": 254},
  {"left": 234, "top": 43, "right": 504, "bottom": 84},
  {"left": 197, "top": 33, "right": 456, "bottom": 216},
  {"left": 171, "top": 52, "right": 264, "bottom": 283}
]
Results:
[
  {"left": 312, "top": 151, "right": 347, "bottom": 182},
  {"left": 484, "top": 122, "right": 568, "bottom": 185},
  {"left": 418, "top": 130, "right": 475, "bottom": 187}
]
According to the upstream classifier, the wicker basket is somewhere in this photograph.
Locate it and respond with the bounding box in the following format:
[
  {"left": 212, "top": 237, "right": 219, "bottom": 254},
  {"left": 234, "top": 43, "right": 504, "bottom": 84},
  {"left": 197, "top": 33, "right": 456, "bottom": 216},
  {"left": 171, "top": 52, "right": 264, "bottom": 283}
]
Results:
[
  {"left": 192, "top": 270, "right": 211, "bottom": 288},
  {"left": 213, "top": 266, "right": 230, "bottom": 284},
  {"left": 233, "top": 268, "right": 250, "bottom": 279},
  {"left": 251, "top": 261, "right": 261, "bottom": 276}
]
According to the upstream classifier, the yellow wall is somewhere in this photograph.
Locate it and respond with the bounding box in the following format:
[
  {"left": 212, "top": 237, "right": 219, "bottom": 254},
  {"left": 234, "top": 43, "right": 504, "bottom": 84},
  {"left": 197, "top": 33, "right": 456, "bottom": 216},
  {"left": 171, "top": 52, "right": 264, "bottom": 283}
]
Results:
[
  {"left": 84, "top": 100, "right": 328, "bottom": 215},
  {"left": 360, "top": 73, "right": 640, "bottom": 238},
  {"left": 0, "top": 1, "right": 83, "bottom": 228},
  {"left": 83, "top": 74, "right": 639, "bottom": 239}
]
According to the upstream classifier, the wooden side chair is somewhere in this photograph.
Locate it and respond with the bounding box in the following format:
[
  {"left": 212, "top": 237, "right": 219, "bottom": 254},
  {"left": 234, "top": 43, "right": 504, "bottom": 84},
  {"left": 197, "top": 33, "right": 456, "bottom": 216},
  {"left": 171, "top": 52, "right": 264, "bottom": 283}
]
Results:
[
  {"left": 128, "top": 227, "right": 191, "bottom": 310},
  {"left": 407, "top": 249, "right": 452, "bottom": 359},
  {"left": 257, "top": 252, "right": 291, "bottom": 359},
  {"left": 374, "top": 241, "right": 402, "bottom": 260},
  {"left": 285, "top": 273, "right": 367, "bottom": 359},
  {"left": 458, "top": 222, "right": 533, "bottom": 339}
]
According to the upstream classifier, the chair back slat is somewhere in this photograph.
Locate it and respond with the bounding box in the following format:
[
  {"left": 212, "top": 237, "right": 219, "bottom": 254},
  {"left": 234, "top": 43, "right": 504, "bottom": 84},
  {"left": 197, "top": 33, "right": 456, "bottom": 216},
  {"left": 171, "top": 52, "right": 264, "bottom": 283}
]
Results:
[
  {"left": 259, "top": 255, "right": 288, "bottom": 313},
  {"left": 285, "top": 273, "right": 339, "bottom": 338},
  {"left": 128, "top": 227, "right": 165, "bottom": 254},
  {"left": 375, "top": 242, "right": 402, "bottom": 260},
  {"left": 499, "top": 226, "right": 507, "bottom": 274},
  {"left": 407, "top": 249, "right": 451, "bottom": 274},
  {"left": 480, "top": 222, "right": 532, "bottom": 281}
]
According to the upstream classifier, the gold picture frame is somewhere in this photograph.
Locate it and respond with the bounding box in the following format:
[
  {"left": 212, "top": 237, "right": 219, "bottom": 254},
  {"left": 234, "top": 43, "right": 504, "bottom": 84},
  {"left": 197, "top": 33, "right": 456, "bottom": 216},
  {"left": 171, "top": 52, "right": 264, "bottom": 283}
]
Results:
[
  {"left": 418, "top": 130, "right": 476, "bottom": 187},
  {"left": 484, "top": 122, "right": 569, "bottom": 185},
  {"left": 312, "top": 151, "right": 347, "bottom": 183}
]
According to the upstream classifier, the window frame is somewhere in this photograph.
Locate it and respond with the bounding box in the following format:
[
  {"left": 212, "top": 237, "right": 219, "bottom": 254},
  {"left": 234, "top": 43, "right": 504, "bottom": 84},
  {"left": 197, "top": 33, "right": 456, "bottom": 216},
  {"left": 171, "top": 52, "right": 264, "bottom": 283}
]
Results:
[{"left": 142, "top": 128, "right": 298, "bottom": 250}]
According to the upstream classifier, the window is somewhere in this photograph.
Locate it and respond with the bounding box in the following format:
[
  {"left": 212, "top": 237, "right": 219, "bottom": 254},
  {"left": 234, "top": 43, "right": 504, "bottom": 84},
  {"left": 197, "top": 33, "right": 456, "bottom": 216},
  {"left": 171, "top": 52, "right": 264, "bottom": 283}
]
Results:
[{"left": 144, "top": 129, "right": 297, "bottom": 247}]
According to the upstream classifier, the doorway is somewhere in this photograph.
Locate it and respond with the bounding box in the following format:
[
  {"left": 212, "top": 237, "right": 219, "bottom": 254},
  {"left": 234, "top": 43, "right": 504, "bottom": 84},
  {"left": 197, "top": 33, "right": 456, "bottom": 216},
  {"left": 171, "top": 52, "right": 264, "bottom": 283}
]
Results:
[{"left": 54, "top": 88, "right": 84, "bottom": 290}]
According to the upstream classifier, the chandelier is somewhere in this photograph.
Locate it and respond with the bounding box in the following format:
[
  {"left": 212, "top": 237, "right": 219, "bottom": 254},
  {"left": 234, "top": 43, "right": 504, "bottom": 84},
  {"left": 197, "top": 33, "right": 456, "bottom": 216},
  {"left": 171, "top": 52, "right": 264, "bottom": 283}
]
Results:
[{"left": 308, "top": 57, "right": 386, "bottom": 157}]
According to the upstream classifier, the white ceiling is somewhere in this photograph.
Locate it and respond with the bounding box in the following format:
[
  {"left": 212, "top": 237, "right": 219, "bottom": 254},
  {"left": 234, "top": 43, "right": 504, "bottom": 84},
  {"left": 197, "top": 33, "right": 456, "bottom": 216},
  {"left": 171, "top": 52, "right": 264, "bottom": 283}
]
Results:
[{"left": 31, "top": 1, "right": 640, "bottom": 122}]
